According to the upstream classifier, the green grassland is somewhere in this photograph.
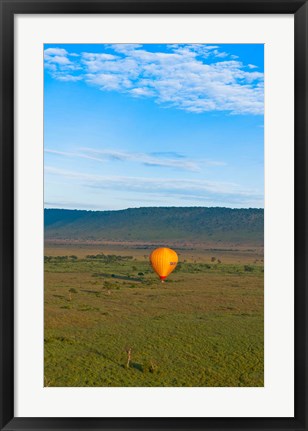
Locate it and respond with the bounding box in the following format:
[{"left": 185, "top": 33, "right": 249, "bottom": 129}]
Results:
[{"left": 44, "top": 245, "right": 264, "bottom": 387}]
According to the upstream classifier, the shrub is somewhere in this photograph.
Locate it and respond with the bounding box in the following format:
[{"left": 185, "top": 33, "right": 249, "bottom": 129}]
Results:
[
  {"left": 244, "top": 265, "right": 254, "bottom": 272},
  {"left": 69, "top": 288, "right": 78, "bottom": 294}
]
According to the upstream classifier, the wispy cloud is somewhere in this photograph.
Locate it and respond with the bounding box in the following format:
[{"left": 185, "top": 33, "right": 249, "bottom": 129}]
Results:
[
  {"left": 149, "top": 151, "right": 185, "bottom": 159},
  {"left": 45, "top": 148, "right": 103, "bottom": 163},
  {"left": 44, "top": 44, "right": 263, "bottom": 115},
  {"left": 45, "top": 166, "right": 262, "bottom": 206},
  {"left": 44, "top": 201, "right": 108, "bottom": 210},
  {"left": 45, "top": 147, "right": 226, "bottom": 171}
]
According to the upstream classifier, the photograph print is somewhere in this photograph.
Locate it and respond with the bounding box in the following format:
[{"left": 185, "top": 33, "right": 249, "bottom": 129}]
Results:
[{"left": 44, "top": 43, "right": 264, "bottom": 387}]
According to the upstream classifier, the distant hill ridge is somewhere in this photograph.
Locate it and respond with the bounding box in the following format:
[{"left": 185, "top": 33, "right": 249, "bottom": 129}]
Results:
[{"left": 44, "top": 207, "right": 264, "bottom": 246}]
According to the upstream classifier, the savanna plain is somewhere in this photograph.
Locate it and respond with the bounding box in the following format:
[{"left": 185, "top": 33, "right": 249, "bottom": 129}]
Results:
[{"left": 45, "top": 238, "right": 263, "bottom": 387}]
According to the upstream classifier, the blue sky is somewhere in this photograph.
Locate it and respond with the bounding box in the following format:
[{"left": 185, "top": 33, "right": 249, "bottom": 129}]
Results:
[{"left": 44, "top": 43, "right": 264, "bottom": 210}]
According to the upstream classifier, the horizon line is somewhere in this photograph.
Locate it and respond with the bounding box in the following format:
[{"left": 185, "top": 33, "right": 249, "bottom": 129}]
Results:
[{"left": 44, "top": 205, "right": 264, "bottom": 212}]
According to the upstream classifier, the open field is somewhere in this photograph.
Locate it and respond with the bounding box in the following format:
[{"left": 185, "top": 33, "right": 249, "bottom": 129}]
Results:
[
  {"left": 44, "top": 243, "right": 263, "bottom": 387},
  {"left": 45, "top": 241, "right": 264, "bottom": 264}
]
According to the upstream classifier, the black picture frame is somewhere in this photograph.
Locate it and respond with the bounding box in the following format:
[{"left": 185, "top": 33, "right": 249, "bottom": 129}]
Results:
[{"left": 0, "top": 1, "right": 307, "bottom": 430}]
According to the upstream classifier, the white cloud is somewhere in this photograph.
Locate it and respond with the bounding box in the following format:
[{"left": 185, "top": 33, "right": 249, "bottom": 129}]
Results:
[
  {"left": 111, "top": 44, "right": 143, "bottom": 54},
  {"left": 56, "top": 74, "right": 83, "bottom": 82},
  {"left": 44, "top": 47, "right": 81, "bottom": 80},
  {"left": 129, "top": 87, "right": 155, "bottom": 97},
  {"left": 44, "top": 44, "right": 264, "bottom": 115},
  {"left": 44, "top": 48, "right": 68, "bottom": 57}
]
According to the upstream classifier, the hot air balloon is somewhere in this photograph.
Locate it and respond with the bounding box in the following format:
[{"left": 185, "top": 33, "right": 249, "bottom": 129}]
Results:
[{"left": 150, "top": 247, "right": 178, "bottom": 282}]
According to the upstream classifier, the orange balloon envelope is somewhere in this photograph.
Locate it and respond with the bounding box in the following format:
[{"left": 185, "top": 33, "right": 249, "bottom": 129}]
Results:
[{"left": 150, "top": 247, "right": 178, "bottom": 281}]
